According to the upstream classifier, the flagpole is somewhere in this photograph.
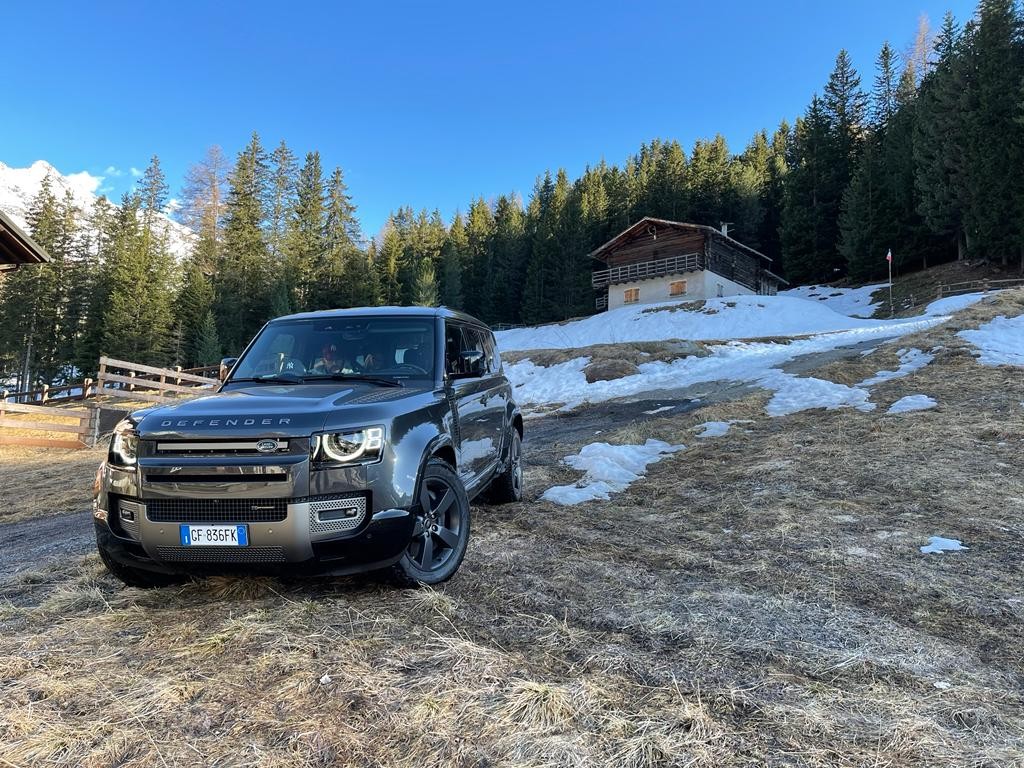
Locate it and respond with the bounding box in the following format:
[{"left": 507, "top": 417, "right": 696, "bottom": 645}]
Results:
[{"left": 887, "top": 248, "right": 893, "bottom": 317}]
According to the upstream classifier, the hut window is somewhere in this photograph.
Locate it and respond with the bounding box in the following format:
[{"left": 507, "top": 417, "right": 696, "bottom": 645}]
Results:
[
  {"left": 623, "top": 288, "right": 640, "bottom": 304},
  {"left": 669, "top": 280, "right": 687, "bottom": 297}
]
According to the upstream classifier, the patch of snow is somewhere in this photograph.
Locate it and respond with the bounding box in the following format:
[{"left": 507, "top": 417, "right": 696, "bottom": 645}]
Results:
[
  {"left": 781, "top": 283, "right": 887, "bottom": 318},
  {"left": 933, "top": 680, "right": 953, "bottom": 690},
  {"left": 958, "top": 315, "right": 1024, "bottom": 367},
  {"left": 759, "top": 369, "right": 875, "bottom": 416},
  {"left": 693, "top": 420, "right": 749, "bottom": 438},
  {"left": 924, "top": 293, "right": 988, "bottom": 316},
  {"left": 920, "top": 536, "right": 967, "bottom": 554},
  {"left": 541, "top": 439, "right": 684, "bottom": 506},
  {"left": 858, "top": 348, "right": 934, "bottom": 387},
  {"left": 694, "top": 421, "right": 731, "bottom": 438},
  {"left": 887, "top": 395, "right": 937, "bottom": 414},
  {"left": 642, "top": 405, "right": 675, "bottom": 415}
]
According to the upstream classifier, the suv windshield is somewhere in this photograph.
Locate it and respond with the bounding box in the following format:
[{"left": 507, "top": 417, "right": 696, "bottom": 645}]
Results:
[{"left": 229, "top": 316, "right": 436, "bottom": 384}]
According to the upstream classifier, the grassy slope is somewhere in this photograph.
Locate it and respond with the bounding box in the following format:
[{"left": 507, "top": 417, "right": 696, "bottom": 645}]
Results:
[{"left": 1, "top": 292, "right": 1023, "bottom": 766}]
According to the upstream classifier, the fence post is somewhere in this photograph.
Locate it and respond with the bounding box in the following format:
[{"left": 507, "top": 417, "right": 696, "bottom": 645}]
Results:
[
  {"left": 128, "top": 371, "right": 136, "bottom": 391},
  {"left": 158, "top": 371, "right": 166, "bottom": 398},
  {"left": 97, "top": 359, "right": 107, "bottom": 399},
  {"left": 982, "top": 279, "right": 990, "bottom": 294},
  {"left": 83, "top": 377, "right": 93, "bottom": 400},
  {"left": 174, "top": 365, "right": 182, "bottom": 387},
  {"left": 40, "top": 384, "right": 49, "bottom": 403},
  {"left": 87, "top": 403, "right": 100, "bottom": 448}
]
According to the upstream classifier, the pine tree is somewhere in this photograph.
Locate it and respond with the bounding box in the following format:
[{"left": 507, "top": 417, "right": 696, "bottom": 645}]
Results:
[
  {"left": 462, "top": 198, "right": 494, "bottom": 317},
  {"left": 216, "top": 132, "right": 272, "bottom": 353},
  {"left": 175, "top": 262, "right": 217, "bottom": 365},
  {"left": 285, "top": 151, "right": 326, "bottom": 309},
  {"left": 0, "top": 174, "right": 66, "bottom": 387},
  {"left": 413, "top": 257, "right": 439, "bottom": 307},
  {"left": 915, "top": 12, "right": 968, "bottom": 260},
  {"left": 780, "top": 98, "right": 837, "bottom": 283},
  {"left": 268, "top": 140, "right": 298, "bottom": 261},
  {"left": 488, "top": 195, "right": 528, "bottom": 322},
  {"left": 960, "top": 0, "right": 1024, "bottom": 265},
  {"left": 872, "top": 42, "right": 899, "bottom": 127},
  {"left": 376, "top": 219, "right": 404, "bottom": 305},
  {"left": 193, "top": 310, "right": 222, "bottom": 365},
  {"left": 439, "top": 213, "right": 467, "bottom": 309}
]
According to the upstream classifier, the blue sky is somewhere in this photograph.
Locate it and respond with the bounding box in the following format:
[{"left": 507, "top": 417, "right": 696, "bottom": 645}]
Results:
[{"left": 2, "top": 0, "right": 975, "bottom": 237}]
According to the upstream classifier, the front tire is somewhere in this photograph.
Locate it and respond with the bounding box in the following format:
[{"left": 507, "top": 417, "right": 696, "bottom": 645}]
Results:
[
  {"left": 389, "top": 458, "right": 471, "bottom": 587},
  {"left": 95, "top": 526, "right": 187, "bottom": 589}
]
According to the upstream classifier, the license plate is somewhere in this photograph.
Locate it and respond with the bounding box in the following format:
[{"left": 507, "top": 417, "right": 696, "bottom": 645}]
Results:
[{"left": 179, "top": 525, "right": 249, "bottom": 547}]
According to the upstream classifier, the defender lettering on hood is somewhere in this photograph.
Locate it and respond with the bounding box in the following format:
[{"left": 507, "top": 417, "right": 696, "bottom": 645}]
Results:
[{"left": 160, "top": 418, "right": 293, "bottom": 427}]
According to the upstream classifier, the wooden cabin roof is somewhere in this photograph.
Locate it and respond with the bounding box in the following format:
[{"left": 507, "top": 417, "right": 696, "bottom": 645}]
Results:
[
  {"left": 0, "top": 209, "right": 51, "bottom": 267},
  {"left": 589, "top": 217, "right": 775, "bottom": 266}
]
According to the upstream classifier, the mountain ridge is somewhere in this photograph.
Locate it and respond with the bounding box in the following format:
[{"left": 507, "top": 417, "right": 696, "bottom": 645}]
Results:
[{"left": 0, "top": 160, "right": 194, "bottom": 260}]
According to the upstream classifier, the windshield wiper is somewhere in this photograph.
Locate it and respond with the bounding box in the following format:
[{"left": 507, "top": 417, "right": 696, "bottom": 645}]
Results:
[
  {"left": 230, "top": 372, "right": 306, "bottom": 385},
  {"left": 303, "top": 373, "right": 403, "bottom": 388}
]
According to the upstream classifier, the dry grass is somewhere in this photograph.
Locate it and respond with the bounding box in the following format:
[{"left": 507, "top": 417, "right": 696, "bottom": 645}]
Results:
[
  {"left": 0, "top": 445, "right": 102, "bottom": 524},
  {"left": 1, "top": 293, "right": 1023, "bottom": 765}
]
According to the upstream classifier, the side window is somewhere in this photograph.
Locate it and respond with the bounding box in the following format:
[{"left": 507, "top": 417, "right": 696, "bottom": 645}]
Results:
[
  {"left": 445, "top": 323, "right": 494, "bottom": 378},
  {"left": 624, "top": 287, "right": 640, "bottom": 304},
  {"left": 462, "top": 327, "right": 489, "bottom": 374},
  {"left": 482, "top": 331, "right": 500, "bottom": 374},
  {"left": 445, "top": 324, "right": 466, "bottom": 376}
]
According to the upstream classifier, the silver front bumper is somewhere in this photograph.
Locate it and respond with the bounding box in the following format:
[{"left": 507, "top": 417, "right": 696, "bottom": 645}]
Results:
[{"left": 107, "top": 493, "right": 368, "bottom": 563}]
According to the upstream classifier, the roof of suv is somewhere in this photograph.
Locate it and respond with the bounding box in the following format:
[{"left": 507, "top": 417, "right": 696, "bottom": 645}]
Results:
[{"left": 270, "top": 305, "right": 489, "bottom": 328}]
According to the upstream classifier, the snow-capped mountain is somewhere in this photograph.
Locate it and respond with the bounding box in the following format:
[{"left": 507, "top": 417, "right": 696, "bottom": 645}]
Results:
[{"left": 0, "top": 160, "right": 195, "bottom": 260}]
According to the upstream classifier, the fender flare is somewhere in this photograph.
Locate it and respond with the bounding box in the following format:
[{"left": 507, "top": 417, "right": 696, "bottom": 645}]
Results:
[{"left": 412, "top": 433, "right": 457, "bottom": 510}]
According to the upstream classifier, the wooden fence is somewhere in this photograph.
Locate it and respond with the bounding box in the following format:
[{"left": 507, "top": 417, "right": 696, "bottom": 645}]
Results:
[
  {"left": 937, "top": 278, "right": 1024, "bottom": 298},
  {"left": 96, "top": 357, "right": 219, "bottom": 405},
  {"left": 1, "top": 364, "right": 219, "bottom": 405},
  {"left": 0, "top": 400, "right": 98, "bottom": 449}
]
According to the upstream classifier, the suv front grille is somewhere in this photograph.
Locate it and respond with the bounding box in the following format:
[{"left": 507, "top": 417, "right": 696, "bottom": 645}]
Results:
[{"left": 145, "top": 498, "right": 289, "bottom": 523}]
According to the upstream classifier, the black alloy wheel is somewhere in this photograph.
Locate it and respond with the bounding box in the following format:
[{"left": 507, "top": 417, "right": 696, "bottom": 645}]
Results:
[{"left": 391, "top": 458, "right": 471, "bottom": 586}]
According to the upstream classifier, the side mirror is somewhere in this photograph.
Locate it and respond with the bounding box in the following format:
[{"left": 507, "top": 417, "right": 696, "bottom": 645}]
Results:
[{"left": 219, "top": 357, "right": 238, "bottom": 382}]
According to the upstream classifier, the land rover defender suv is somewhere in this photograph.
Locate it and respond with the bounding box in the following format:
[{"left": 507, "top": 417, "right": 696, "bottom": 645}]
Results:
[{"left": 93, "top": 307, "right": 523, "bottom": 587}]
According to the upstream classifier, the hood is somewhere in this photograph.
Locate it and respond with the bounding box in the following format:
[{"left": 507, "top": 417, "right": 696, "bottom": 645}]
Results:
[{"left": 135, "top": 383, "right": 433, "bottom": 439}]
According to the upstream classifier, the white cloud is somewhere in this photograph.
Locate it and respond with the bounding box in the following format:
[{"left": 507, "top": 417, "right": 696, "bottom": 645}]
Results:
[
  {"left": 164, "top": 198, "right": 181, "bottom": 216},
  {"left": 63, "top": 170, "right": 104, "bottom": 201},
  {"left": 130, "top": 167, "right": 143, "bottom": 177},
  {"left": 103, "top": 165, "right": 124, "bottom": 177}
]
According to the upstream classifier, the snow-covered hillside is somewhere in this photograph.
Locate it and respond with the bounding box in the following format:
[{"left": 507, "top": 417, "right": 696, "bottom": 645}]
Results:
[
  {"left": 495, "top": 293, "right": 979, "bottom": 352},
  {"left": 779, "top": 282, "right": 887, "bottom": 318},
  {"left": 0, "top": 160, "right": 194, "bottom": 260},
  {"left": 497, "top": 292, "right": 989, "bottom": 416}
]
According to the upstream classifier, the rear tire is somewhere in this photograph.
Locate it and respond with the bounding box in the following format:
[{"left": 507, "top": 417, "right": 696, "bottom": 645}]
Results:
[
  {"left": 95, "top": 527, "right": 187, "bottom": 589},
  {"left": 486, "top": 430, "right": 523, "bottom": 504},
  {"left": 388, "top": 458, "right": 471, "bottom": 587}
]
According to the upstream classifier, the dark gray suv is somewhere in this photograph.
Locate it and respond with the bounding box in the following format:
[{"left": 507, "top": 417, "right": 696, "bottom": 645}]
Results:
[{"left": 93, "top": 307, "right": 523, "bottom": 587}]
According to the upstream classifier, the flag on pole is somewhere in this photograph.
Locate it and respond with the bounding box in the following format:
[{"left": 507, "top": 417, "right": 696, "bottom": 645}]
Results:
[{"left": 886, "top": 249, "right": 892, "bottom": 263}]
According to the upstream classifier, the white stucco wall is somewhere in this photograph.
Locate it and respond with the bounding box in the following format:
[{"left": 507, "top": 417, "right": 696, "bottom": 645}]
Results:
[{"left": 606, "top": 270, "right": 756, "bottom": 310}]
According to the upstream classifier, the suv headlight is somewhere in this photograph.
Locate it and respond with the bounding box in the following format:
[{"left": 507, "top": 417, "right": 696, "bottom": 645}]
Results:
[
  {"left": 311, "top": 426, "right": 385, "bottom": 466},
  {"left": 109, "top": 419, "right": 139, "bottom": 468}
]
